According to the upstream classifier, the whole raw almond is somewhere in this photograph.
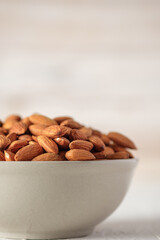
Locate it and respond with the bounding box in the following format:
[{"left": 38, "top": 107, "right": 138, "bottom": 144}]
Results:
[
  {"left": 0, "top": 135, "right": 11, "bottom": 150},
  {"left": 70, "top": 129, "right": 87, "bottom": 141},
  {"left": 54, "top": 137, "right": 70, "bottom": 150},
  {"left": 69, "top": 140, "right": 93, "bottom": 151},
  {"left": 113, "top": 145, "right": 134, "bottom": 158},
  {"left": 53, "top": 116, "right": 73, "bottom": 124},
  {"left": 89, "top": 135, "right": 105, "bottom": 151},
  {"left": 32, "top": 152, "right": 63, "bottom": 161},
  {"left": 93, "top": 147, "right": 114, "bottom": 159},
  {"left": 106, "top": 151, "right": 129, "bottom": 159},
  {"left": 79, "top": 127, "right": 92, "bottom": 138},
  {"left": 37, "top": 136, "right": 59, "bottom": 154},
  {"left": 15, "top": 143, "right": 44, "bottom": 161},
  {"left": 29, "top": 114, "right": 57, "bottom": 126},
  {"left": 22, "top": 117, "right": 32, "bottom": 127},
  {"left": 65, "top": 149, "right": 95, "bottom": 161},
  {"left": 7, "top": 132, "right": 17, "bottom": 143},
  {"left": 8, "top": 140, "right": 28, "bottom": 153},
  {"left": 29, "top": 124, "right": 46, "bottom": 136},
  {"left": 0, "top": 150, "right": 5, "bottom": 161},
  {"left": 5, "top": 114, "right": 21, "bottom": 122},
  {"left": 60, "top": 119, "right": 83, "bottom": 129},
  {"left": 4, "top": 150, "right": 15, "bottom": 161},
  {"left": 108, "top": 132, "right": 137, "bottom": 149},
  {"left": 19, "top": 134, "right": 33, "bottom": 142},
  {"left": 91, "top": 129, "right": 102, "bottom": 137},
  {"left": 10, "top": 122, "right": 27, "bottom": 135},
  {"left": 101, "top": 134, "right": 110, "bottom": 145},
  {"left": 3, "top": 120, "right": 18, "bottom": 130},
  {"left": 43, "top": 125, "right": 70, "bottom": 138}
]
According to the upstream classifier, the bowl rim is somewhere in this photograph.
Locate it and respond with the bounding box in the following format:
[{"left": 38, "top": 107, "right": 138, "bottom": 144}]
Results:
[{"left": 0, "top": 158, "right": 138, "bottom": 164}]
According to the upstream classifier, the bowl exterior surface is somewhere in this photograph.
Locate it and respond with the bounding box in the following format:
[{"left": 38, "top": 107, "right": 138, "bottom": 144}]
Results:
[{"left": 0, "top": 159, "right": 137, "bottom": 239}]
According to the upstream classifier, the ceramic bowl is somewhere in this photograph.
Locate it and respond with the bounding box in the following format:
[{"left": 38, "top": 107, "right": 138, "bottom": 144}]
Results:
[{"left": 0, "top": 159, "right": 137, "bottom": 239}]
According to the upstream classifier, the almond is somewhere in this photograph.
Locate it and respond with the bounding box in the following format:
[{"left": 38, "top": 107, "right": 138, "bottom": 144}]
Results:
[
  {"left": 37, "top": 136, "right": 59, "bottom": 154},
  {"left": 0, "top": 135, "right": 11, "bottom": 150},
  {"left": 8, "top": 140, "right": 28, "bottom": 153},
  {"left": 91, "top": 129, "right": 102, "bottom": 137},
  {"left": 29, "top": 141, "right": 37, "bottom": 145},
  {"left": 70, "top": 129, "right": 87, "bottom": 141},
  {"left": 22, "top": 117, "right": 32, "bottom": 127},
  {"left": 106, "top": 151, "right": 129, "bottom": 159},
  {"left": 43, "top": 125, "right": 70, "bottom": 138},
  {"left": 3, "top": 119, "right": 18, "bottom": 130},
  {"left": 53, "top": 116, "right": 73, "bottom": 124},
  {"left": 65, "top": 149, "right": 95, "bottom": 161},
  {"left": 113, "top": 145, "right": 134, "bottom": 158},
  {"left": 60, "top": 119, "right": 83, "bottom": 129},
  {"left": 89, "top": 135, "right": 105, "bottom": 151},
  {"left": 54, "top": 137, "right": 70, "bottom": 150},
  {"left": 0, "top": 127, "right": 8, "bottom": 135},
  {"left": 15, "top": 143, "right": 44, "bottom": 161},
  {"left": 19, "top": 134, "right": 33, "bottom": 142},
  {"left": 108, "top": 132, "right": 137, "bottom": 149},
  {"left": 32, "top": 153, "right": 63, "bottom": 161},
  {"left": 4, "top": 150, "right": 15, "bottom": 161},
  {"left": 79, "top": 127, "right": 92, "bottom": 138},
  {"left": 29, "top": 124, "right": 46, "bottom": 136},
  {"left": 93, "top": 147, "right": 114, "bottom": 159},
  {"left": 29, "top": 114, "right": 57, "bottom": 126},
  {"left": 7, "top": 132, "right": 17, "bottom": 143},
  {"left": 69, "top": 140, "right": 93, "bottom": 151},
  {"left": 10, "top": 122, "right": 27, "bottom": 135},
  {"left": 59, "top": 151, "right": 67, "bottom": 160},
  {"left": 32, "top": 135, "right": 38, "bottom": 142},
  {"left": 0, "top": 150, "right": 5, "bottom": 161},
  {"left": 5, "top": 114, "right": 21, "bottom": 122},
  {"left": 101, "top": 134, "right": 110, "bottom": 145}
]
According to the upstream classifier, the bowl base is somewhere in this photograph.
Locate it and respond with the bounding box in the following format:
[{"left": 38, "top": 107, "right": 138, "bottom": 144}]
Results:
[{"left": 0, "top": 229, "right": 93, "bottom": 239}]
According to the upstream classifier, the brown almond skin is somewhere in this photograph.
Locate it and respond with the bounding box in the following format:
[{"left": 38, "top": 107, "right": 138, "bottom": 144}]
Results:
[
  {"left": 53, "top": 116, "right": 73, "bottom": 124},
  {"left": 65, "top": 149, "right": 96, "bottom": 161},
  {"left": 89, "top": 135, "right": 105, "bottom": 151},
  {"left": 0, "top": 127, "right": 8, "bottom": 135},
  {"left": 43, "top": 125, "right": 70, "bottom": 138},
  {"left": 3, "top": 120, "right": 18, "bottom": 130},
  {"left": 93, "top": 147, "right": 114, "bottom": 159},
  {"left": 29, "top": 141, "right": 38, "bottom": 145},
  {"left": 108, "top": 132, "right": 137, "bottom": 149},
  {"left": 22, "top": 117, "right": 32, "bottom": 127},
  {"left": 15, "top": 143, "right": 44, "bottom": 161},
  {"left": 106, "top": 151, "right": 129, "bottom": 159},
  {"left": 0, "top": 135, "right": 11, "bottom": 150},
  {"left": 70, "top": 129, "right": 87, "bottom": 141},
  {"left": 91, "top": 129, "right": 102, "bottom": 137},
  {"left": 32, "top": 153, "right": 63, "bottom": 161},
  {"left": 101, "top": 134, "right": 110, "bottom": 145},
  {"left": 7, "top": 140, "right": 28, "bottom": 153},
  {"left": 10, "top": 122, "right": 27, "bottom": 135},
  {"left": 5, "top": 114, "right": 21, "bottom": 122},
  {"left": 29, "top": 124, "right": 46, "bottom": 136},
  {"left": 4, "top": 150, "right": 15, "bottom": 161},
  {"left": 60, "top": 119, "right": 83, "bottom": 129},
  {"left": 69, "top": 140, "right": 93, "bottom": 151},
  {"left": 19, "top": 134, "right": 33, "bottom": 142},
  {"left": 0, "top": 150, "right": 5, "bottom": 161},
  {"left": 54, "top": 137, "right": 70, "bottom": 150},
  {"left": 6, "top": 132, "right": 17, "bottom": 143},
  {"left": 37, "top": 136, "right": 59, "bottom": 154},
  {"left": 79, "top": 127, "right": 92, "bottom": 138},
  {"left": 29, "top": 114, "right": 58, "bottom": 126},
  {"left": 113, "top": 145, "right": 134, "bottom": 158}
]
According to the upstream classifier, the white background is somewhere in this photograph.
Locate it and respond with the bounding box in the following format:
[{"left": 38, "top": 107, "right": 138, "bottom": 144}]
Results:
[{"left": 0, "top": 1, "right": 160, "bottom": 239}]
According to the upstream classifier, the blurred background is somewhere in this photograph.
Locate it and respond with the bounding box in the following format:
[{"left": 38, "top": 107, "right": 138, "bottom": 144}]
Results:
[{"left": 0, "top": 0, "right": 160, "bottom": 237}]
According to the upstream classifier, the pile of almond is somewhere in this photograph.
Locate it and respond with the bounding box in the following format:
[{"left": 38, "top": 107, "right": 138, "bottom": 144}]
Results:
[{"left": 0, "top": 114, "right": 137, "bottom": 161}]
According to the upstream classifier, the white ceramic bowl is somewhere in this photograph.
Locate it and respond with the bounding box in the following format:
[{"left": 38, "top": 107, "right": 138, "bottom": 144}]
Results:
[{"left": 0, "top": 159, "right": 137, "bottom": 239}]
